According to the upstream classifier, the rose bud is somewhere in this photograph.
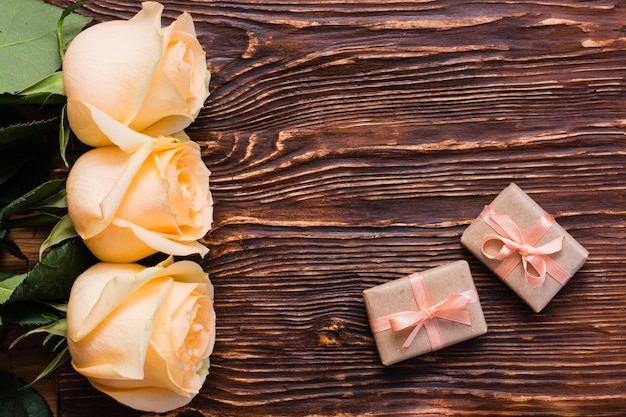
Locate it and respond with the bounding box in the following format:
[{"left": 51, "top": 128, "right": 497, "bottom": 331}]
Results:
[
  {"left": 66, "top": 258, "right": 216, "bottom": 412},
  {"left": 66, "top": 137, "right": 213, "bottom": 262},
  {"left": 63, "top": 1, "right": 210, "bottom": 150}
]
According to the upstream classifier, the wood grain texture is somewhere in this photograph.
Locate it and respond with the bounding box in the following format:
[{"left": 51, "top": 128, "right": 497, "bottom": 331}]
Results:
[{"left": 46, "top": 0, "right": 626, "bottom": 415}]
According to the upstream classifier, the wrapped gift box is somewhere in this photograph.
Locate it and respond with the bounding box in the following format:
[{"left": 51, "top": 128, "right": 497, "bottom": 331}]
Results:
[
  {"left": 461, "top": 183, "right": 588, "bottom": 313},
  {"left": 363, "top": 260, "right": 487, "bottom": 366}
]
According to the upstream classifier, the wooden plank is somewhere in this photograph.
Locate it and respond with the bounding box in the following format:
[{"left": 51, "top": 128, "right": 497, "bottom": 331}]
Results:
[{"left": 46, "top": 0, "right": 626, "bottom": 415}]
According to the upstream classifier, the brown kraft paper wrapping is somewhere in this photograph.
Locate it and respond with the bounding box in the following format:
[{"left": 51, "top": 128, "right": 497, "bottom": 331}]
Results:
[
  {"left": 461, "top": 183, "right": 588, "bottom": 313},
  {"left": 363, "top": 260, "right": 487, "bottom": 366}
]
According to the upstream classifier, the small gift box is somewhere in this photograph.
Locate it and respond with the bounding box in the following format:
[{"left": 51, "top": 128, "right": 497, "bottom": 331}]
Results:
[
  {"left": 363, "top": 260, "right": 487, "bottom": 366},
  {"left": 461, "top": 183, "right": 588, "bottom": 313}
]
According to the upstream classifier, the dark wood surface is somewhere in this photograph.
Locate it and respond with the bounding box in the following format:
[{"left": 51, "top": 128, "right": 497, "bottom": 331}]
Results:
[{"left": 44, "top": 0, "right": 626, "bottom": 415}]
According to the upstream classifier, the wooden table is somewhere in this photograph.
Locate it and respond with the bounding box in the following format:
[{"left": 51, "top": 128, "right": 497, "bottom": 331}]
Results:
[{"left": 32, "top": 0, "right": 626, "bottom": 415}]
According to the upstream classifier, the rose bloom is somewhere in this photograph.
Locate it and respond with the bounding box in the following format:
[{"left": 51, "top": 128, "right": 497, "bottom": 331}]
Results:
[
  {"left": 66, "top": 138, "right": 213, "bottom": 262},
  {"left": 66, "top": 257, "right": 216, "bottom": 412},
  {"left": 62, "top": 1, "right": 210, "bottom": 150}
]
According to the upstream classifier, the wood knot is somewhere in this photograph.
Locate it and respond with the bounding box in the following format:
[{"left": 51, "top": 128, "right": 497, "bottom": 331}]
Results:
[{"left": 316, "top": 317, "right": 346, "bottom": 347}]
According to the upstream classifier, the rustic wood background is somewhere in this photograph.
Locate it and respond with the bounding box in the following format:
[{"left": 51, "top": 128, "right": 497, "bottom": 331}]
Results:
[{"left": 44, "top": 0, "right": 626, "bottom": 415}]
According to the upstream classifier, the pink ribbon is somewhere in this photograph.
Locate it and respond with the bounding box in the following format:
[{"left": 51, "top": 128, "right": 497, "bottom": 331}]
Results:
[
  {"left": 370, "top": 272, "right": 478, "bottom": 350},
  {"left": 479, "top": 205, "right": 571, "bottom": 287}
]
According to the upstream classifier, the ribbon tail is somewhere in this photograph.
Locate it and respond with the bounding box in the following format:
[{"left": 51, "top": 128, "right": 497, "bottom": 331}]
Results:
[
  {"left": 435, "top": 310, "right": 472, "bottom": 326},
  {"left": 533, "top": 236, "right": 565, "bottom": 255},
  {"left": 388, "top": 311, "right": 424, "bottom": 332},
  {"left": 402, "top": 323, "right": 424, "bottom": 349}
]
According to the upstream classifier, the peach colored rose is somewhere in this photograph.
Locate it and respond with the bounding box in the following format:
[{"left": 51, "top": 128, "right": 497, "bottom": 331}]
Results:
[
  {"left": 62, "top": 1, "right": 210, "bottom": 151},
  {"left": 66, "top": 138, "right": 213, "bottom": 262},
  {"left": 66, "top": 257, "right": 215, "bottom": 412}
]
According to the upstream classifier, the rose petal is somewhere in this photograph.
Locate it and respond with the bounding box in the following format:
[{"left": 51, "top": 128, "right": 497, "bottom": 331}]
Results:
[
  {"left": 66, "top": 100, "right": 155, "bottom": 151},
  {"left": 70, "top": 264, "right": 170, "bottom": 340},
  {"left": 129, "top": 10, "right": 209, "bottom": 136},
  {"left": 83, "top": 224, "right": 158, "bottom": 263},
  {"left": 67, "top": 263, "right": 144, "bottom": 339},
  {"left": 63, "top": 2, "right": 164, "bottom": 127},
  {"left": 68, "top": 267, "right": 171, "bottom": 380},
  {"left": 66, "top": 147, "right": 128, "bottom": 239},
  {"left": 155, "top": 140, "right": 213, "bottom": 232},
  {"left": 129, "top": 50, "right": 195, "bottom": 134},
  {"left": 114, "top": 151, "right": 181, "bottom": 233},
  {"left": 67, "top": 143, "right": 155, "bottom": 241},
  {"left": 112, "top": 218, "right": 209, "bottom": 257},
  {"left": 164, "top": 12, "right": 211, "bottom": 114},
  {"left": 149, "top": 283, "right": 202, "bottom": 391},
  {"left": 87, "top": 381, "right": 195, "bottom": 413}
]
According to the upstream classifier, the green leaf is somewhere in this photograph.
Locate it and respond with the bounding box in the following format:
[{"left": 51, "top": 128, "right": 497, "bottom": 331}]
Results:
[
  {"left": 41, "top": 301, "right": 67, "bottom": 314},
  {"left": 58, "top": 1, "right": 90, "bottom": 60},
  {"left": 0, "top": 239, "right": 28, "bottom": 263},
  {"left": 0, "top": 118, "right": 58, "bottom": 152},
  {"left": 0, "top": 157, "right": 29, "bottom": 187},
  {"left": 59, "top": 104, "right": 71, "bottom": 167},
  {"left": 0, "top": 271, "right": 15, "bottom": 280},
  {"left": 0, "top": 372, "right": 53, "bottom": 417},
  {"left": 9, "top": 238, "right": 97, "bottom": 303},
  {"left": 0, "top": 273, "right": 27, "bottom": 305},
  {"left": 0, "top": 213, "right": 62, "bottom": 231},
  {"left": 20, "top": 345, "right": 70, "bottom": 392},
  {"left": 16, "top": 72, "right": 66, "bottom": 104},
  {"left": 0, "top": 119, "right": 56, "bottom": 201},
  {"left": 0, "top": 159, "right": 53, "bottom": 210},
  {"left": 0, "top": 73, "right": 65, "bottom": 105},
  {"left": 19, "top": 72, "right": 65, "bottom": 97},
  {"left": 9, "top": 318, "right": 67, "bottom": 350},
  {"left": 0, "top": 0, "right": 91, "bottom": 94},
  {"left": 0, "top": 302, "right": 64, "bottom": 327},
  {"left": 29, "top": 188, "right": 67, "bottom": 211},
  {"left": 7, "top": 318, "right": 69, "bottom": 391},
  {"left": 0, "top": 179, "right": 65, "bottom": 221},
  {"left": 39, "top": 214, "right": 76, "bottom": 261}
]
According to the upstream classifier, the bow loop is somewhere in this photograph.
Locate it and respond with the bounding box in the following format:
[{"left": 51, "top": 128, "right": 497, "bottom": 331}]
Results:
[
  {"left": 432, "top": 293, "right": 473, "bottom": 325},
  {"left": 480, "top": 206, "right": 570, "bottom": 286},
  {"left": 531, "top": 236, "right": 565, "bottom": 256},
  {"left": 388, "top": 311, "right": 427, "bottom": 333}
]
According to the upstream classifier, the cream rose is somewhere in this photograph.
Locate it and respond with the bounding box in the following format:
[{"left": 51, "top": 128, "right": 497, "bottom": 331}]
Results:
[
  {"left": 62, "top": 1, "right": 210, "bottom": 150},
  {"left": 66, "top": 138, "right": 213, "bottom": 262},
  {"left": 66, "top": 258, "right": 215, "bottom": 412}
]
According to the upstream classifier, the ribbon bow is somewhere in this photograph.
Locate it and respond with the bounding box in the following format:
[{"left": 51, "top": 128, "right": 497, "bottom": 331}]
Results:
[
  {"left": 370, "top": 273, "right": 478, "bottom": 350},
  {"left": 480, "top": 205, "right": 571, "bottom": 287}
]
